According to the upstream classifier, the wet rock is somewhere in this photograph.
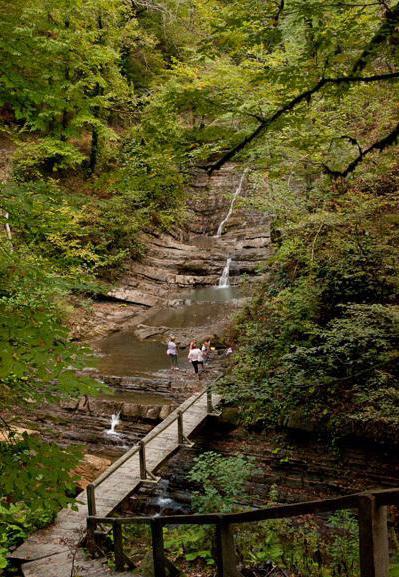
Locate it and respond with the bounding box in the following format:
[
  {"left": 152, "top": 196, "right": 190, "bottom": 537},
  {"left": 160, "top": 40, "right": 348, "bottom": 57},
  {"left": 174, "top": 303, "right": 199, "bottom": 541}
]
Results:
[
  {"left": 218, "top": 406, "right": 240, "bottom": 426},
  {"left": 121, "top": 403, "right": 141, "bottom": 419},
  {"left": 89, "top": 399, "right": 123, "bottom": 416},
  {"left": 282, "top": 409, "right": 321, "bottom": 433},
  {"left": 135, "top": 324, "right": 168, "bottom": 340},
  {"left": 145, "top": 407, "right": 161, "bottom": 421}
]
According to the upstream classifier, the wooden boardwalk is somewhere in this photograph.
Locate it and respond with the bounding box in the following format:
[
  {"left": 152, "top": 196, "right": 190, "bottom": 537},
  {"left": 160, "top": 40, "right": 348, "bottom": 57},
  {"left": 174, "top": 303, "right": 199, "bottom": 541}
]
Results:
[{"left": 11, "top": 388, "right": 221, "bottom": 577}]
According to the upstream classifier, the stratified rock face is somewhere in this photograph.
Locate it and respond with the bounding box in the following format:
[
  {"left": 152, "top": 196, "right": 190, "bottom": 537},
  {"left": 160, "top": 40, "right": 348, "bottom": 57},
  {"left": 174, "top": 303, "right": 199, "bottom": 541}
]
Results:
[
  {"left": 106, "top": 164, "right": 271, "bottom": 302},
  {"left": 70, "top": 163, "right": 271, "bottom": 341},
  {"left": 107, "top": 289, "right": 160, "bottom": 308},
  {"left": 73, "top": 454, "right": 112, "bottom": 490}
]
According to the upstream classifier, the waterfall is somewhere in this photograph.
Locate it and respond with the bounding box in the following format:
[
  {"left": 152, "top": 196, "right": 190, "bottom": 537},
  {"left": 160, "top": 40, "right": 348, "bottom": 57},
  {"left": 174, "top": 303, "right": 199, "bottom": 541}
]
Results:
[
  {"left": 156, "top": 480, "right": 174, "bottom": 512},
  {"left": 106, "top": 412, "right": 121, "bottom": 435},
  {"left": 218, "top": 257, "right": 232, "bottom": 288},
  {"left": 215, "top": 168, "right": 249, "bottom": 238}
]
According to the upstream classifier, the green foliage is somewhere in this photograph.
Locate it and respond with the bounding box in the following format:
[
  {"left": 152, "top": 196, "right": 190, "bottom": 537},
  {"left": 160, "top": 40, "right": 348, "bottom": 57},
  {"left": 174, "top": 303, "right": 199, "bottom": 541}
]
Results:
[
  {"left": 164, "top": 473, "right": 362, "bottom": 576},
  {"left": 224, "top": 184, "right": 399, "bottom": 437},
  {"left": 0, "top": 0, "right": 134, "bottom": 172},
  {"left": 162, "top": 453, "right": 256, "bottom": 568},
  {"left": 0, "top": 179, "right": 144, "bottom": 279},
  {"left": 164, "top": 525, "right": 214, "bottom": 566},
  {"left": 187, "top": 451, "right": 257, "bottom": 513},
  {"left": 0, "top": 244, "right": 102, "bottom": 410},
  {"left": 0, "top": 433, "right": 82, "bottom": 570},
  {"left": 13, "top": 139, "right": 86, "bottom": 180}
]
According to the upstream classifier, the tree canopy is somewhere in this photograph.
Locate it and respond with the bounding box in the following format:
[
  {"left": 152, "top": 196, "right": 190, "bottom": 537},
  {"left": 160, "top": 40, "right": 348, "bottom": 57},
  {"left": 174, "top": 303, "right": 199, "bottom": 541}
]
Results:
[{"left": 1, "top": 0, "right": 399, "bottom": 570}]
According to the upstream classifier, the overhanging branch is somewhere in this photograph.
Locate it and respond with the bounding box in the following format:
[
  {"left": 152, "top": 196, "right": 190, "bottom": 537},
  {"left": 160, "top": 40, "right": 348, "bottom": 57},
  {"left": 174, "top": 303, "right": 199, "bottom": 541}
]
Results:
[
  {"left": 323, "top": 121, "right": 399, "bottom": 177},
  {"left": 206, "top": 71, "right": 399, "bottom": 173}
]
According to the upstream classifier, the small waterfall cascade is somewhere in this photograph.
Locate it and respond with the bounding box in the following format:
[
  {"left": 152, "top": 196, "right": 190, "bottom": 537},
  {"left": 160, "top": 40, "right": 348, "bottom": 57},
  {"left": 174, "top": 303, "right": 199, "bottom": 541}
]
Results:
[
  {"left": 156, "top": 480, "right": 174, "bottom": 512},
  {"left": 215, "top": 168, "right": 249, "bottom": 238},
  {"left": 155, "top": 480, "right": 184, "bottom": 515},
  {"left": 218, "top": 257, "right": 232, "bottom": 288},
  {"left": 106, "top": 412, "right": 121, "bottom": 435}
]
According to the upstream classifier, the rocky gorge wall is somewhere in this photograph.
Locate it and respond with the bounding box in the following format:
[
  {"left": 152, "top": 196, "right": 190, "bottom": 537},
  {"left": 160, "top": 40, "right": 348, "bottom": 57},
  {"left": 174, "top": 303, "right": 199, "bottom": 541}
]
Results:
[{"left": 12, "top": 163, "right": 272, "bottom": 488}]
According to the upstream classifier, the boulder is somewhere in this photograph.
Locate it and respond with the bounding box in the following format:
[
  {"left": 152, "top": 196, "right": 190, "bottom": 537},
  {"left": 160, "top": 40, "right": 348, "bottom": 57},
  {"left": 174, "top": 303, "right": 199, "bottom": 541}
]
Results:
[
  {"left": 108, "top": 288, "right": 160, "bottom": 308},
  {"left": 122, "top": 403, "right": 141, "bottom": 419},
  {"left": 160, "top": 405, "right": 172, "bottom": 420},
  {"left": 145, "top": 407, "right": 161, "bottom": 421},
  {"left": 135, "top": 324, "right": 168, "bottom": 340}
]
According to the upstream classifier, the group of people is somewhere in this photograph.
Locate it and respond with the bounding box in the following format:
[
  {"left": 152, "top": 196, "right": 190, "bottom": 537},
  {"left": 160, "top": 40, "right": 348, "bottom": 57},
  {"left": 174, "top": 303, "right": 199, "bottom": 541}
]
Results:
[{"left": 166, "top": 336, "right": 212, "bottom": 378}]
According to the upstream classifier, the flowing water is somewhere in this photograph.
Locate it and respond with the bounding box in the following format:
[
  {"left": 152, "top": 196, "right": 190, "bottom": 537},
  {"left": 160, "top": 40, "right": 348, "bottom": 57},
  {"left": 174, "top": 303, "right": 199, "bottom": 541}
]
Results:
[
  {"left": 218, "top": 257, "right": 232, "bottom": 287},
  {"left": 215, "top": 169, "right": 248, "bottom": 238},
  {"left": 97, "top": 172, "right": 249, "bottom": 379},
  {"left": 146, "top": 301, "right": 234, "bottom": 329},
  {"left": 106, "top": 412, "right": 121, "bottom": 435},
  {"left": 181, "top": 286, "right": 241, "bottom": 303},
  {"left": 97, "top": 333, "right": 188, "bottom": 376}
]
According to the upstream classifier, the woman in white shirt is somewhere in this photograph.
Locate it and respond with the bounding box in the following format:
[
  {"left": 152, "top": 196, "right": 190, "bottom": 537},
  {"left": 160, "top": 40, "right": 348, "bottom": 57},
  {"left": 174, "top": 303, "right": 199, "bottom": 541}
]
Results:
[
  {"left": 166, "top": 336, "right": 178, "bottom": 369},
  {"left": 188, "top": 345, "right": 203, "bottom": 377}
]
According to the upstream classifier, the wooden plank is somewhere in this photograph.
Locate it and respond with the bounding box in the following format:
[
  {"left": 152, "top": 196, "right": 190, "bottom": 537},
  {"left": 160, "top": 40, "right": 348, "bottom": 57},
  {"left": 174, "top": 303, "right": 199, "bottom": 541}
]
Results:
[
  {"left": 113, "top": 521, "right": 124, "bottom": 571},
  {"left": 22, "top": 550, "right": 133, "bottom": 577}
]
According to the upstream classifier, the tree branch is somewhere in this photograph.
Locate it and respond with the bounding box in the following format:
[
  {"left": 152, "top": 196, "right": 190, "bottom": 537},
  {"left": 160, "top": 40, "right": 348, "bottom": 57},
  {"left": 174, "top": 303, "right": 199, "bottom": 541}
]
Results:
[
  {"left": 323, "top": 121, "right": 399, "bottom": 177},
  {"left": 274, "top": 0, "right": 285, "bottom": 24},
  {"left": 206, "top": 71, "right": 399, "bottom": 173},
  {"left": 351, "top": 1, "right": 399, "bottom": 73}
]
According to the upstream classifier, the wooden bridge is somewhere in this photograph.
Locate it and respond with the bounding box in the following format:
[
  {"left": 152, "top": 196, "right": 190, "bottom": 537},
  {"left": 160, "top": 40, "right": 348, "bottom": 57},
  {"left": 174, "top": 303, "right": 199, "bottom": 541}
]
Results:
[
  {"left": 11, "top": 386, "right": 221, "bottom": 577},
  {"left": 10, "top": 383, "right": 399, "bottom": 577},
  {"left": 90, "top": 488, "right": 399, "bottom": 577}
]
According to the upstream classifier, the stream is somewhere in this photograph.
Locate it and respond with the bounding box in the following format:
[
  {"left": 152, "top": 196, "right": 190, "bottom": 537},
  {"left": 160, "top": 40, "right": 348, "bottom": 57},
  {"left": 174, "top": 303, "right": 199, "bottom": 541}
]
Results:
[
  {"left": 96, "top": 287, "right": 242, "bottom": 377},
  {"left": 19, "top": 165, "right": 271, "bottom": 480},
  {"left": 94, "top": 169, "right": 252, "bottom": 437}
]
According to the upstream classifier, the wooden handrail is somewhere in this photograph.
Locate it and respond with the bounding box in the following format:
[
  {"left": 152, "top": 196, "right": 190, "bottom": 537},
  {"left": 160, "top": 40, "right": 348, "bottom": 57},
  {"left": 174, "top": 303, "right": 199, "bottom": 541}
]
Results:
[
  {"left": 88, "top": 488, "right": 396, "bottom": 527},
  {"left": 87, "top": 385, "right": 219, "bottom": 515},
  {"left": 86, "top": 488, "right": 397, "bottom": 577},
  {"left": 90, "top": 386, "right": 212, "bottom": 489}
]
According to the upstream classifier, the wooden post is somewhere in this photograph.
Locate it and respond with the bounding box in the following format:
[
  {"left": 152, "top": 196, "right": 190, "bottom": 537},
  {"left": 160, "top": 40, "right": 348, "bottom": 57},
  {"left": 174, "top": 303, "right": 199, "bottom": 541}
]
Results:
[
  {"left": 86, "top": 516, "right": 97, "bottom": 557},
  {"left": 151, "top": 518, "right": 166, "bottom": 577},
  {"left": 87, "top": 483, "right": 96, "bottom": 517},
  {"left": 113, "top": 520, "right": 124, "bottom": 571},
  {"left": 215, "top": 519, "right": 242, "bottom": 577},
  {"left": 207, "top": 388, "right": 213, "bottom": 413},
  {"left": 177, "top": 410, "right": 184, "bottom": 445},
  {"left": 139, "top": 441, "right": 147, "bottom": 480},
  {"left": 358, "top": 494, "right": 389, "bottom": 577}
]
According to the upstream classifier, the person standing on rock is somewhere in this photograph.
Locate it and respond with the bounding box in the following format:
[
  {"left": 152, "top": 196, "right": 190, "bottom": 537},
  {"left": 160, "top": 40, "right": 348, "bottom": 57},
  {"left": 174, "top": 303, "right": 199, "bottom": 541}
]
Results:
[
  {"left": 188, "top": 344, "right": 203, "bottom": 378},
  {"left": 202, "top": 338, "right": 211, "bottom": 363},
  {"left": 167, "top": 336, "right": 179, "bottom": 370}
]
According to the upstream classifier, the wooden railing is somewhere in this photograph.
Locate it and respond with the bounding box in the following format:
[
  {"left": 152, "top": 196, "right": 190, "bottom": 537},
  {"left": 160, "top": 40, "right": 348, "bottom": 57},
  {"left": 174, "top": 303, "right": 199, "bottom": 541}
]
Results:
[
  {"left": 86, "top": 386, "right": 219, "bottom": 517},
  {"left": 87, "top": 488, "right": 399, "bottom": 577}
]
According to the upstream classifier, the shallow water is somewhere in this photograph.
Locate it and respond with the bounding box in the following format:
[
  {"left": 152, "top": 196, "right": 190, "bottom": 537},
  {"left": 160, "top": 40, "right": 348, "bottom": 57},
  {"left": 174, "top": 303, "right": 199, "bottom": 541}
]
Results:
[
  {"left": 181, "top": 285, "right": 242, "bottom": 303},
  {"left": 146, "top": 301, "right": 236, "bottom": 329},
  {"left": 98, "top": 284, "right": 240, "bottom": 377},
  {"left": 97, "top": 332, "right": 191, "bottom": 376}
]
